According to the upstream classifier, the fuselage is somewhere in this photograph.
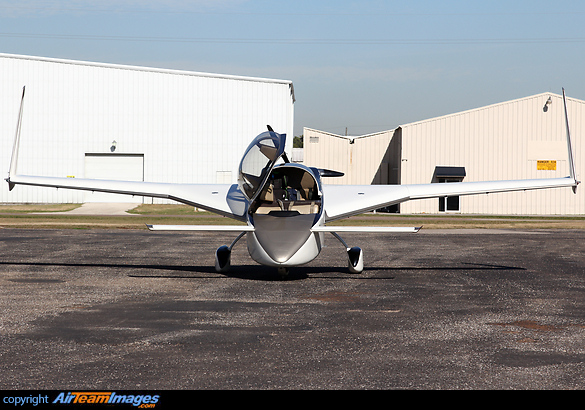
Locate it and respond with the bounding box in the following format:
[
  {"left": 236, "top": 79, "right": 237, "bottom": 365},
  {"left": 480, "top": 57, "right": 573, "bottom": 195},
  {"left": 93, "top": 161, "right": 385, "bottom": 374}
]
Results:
[
  {"left": 245, "top": 163, "right": 325, "bottom": 267},
  {"left": 236, "top": 130, "right": 328, "bottom": 267}
]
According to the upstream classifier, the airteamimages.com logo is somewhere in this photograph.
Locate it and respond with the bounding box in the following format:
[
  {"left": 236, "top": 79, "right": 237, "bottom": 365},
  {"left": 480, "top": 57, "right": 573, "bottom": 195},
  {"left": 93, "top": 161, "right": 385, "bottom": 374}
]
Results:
[
  {"left": 3, "top": 392, "right": 160, "bottom": 408},
  {"left": 53, "top": 392, "right": 159, "bottom": 407}
]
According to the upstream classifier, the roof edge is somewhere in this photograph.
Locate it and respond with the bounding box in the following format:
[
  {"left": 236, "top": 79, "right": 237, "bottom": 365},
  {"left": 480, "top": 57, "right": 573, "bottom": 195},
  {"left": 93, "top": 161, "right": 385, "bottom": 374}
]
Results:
[
  {"left": 0, "top": 52, "right": 294, "bottom": 88},
  {"left": 400, "top": 91, "right": 585, "bottom": 128}
]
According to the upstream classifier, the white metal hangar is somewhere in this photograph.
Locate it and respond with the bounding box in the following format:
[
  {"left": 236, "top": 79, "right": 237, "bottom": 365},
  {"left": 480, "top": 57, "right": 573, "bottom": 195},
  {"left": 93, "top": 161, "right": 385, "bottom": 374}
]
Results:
[
  {"left": 304, "top": 92, "right": 585, "bottom": 215},
  {"left": 0, "top": 53, "right": 295, "bottom": 204}
]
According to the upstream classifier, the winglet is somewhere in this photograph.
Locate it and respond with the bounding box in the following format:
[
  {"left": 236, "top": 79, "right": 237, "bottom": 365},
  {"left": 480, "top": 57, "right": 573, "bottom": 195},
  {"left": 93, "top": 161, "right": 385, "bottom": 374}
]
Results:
[
  {"left": 562, "top": 88, "right": 579, "bottom": 193},
  {"left": 6, "top": 86, "right": 26, "bottom": 191}
]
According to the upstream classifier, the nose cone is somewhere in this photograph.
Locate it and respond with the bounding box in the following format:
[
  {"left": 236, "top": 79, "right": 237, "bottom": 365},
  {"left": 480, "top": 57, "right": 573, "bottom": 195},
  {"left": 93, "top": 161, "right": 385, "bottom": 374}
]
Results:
[{"left": 252, "top": 213, "right": 316, "bottom": 263}]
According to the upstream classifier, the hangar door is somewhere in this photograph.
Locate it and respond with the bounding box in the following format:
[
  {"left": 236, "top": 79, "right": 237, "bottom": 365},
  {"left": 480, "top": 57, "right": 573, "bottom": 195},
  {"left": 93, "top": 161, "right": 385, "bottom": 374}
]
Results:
[{"left": 84, "top": 154, "right": 144, "bottom": 203}]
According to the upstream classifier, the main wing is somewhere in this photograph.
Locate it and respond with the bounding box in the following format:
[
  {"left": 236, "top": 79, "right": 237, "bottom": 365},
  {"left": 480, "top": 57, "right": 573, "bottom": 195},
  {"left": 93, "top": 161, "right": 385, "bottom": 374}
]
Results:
[
  {"left": 5, "top": 87, "right": 248, "bottom": 221},
  {"left": 323, "top": 88, "right": 579, "bottom": 222},
  {"left": 323, "top": 177, "right": 576, "bottom": 221},
  {"left": 7, "top": 175, "right": 247, "bottom": 220}
]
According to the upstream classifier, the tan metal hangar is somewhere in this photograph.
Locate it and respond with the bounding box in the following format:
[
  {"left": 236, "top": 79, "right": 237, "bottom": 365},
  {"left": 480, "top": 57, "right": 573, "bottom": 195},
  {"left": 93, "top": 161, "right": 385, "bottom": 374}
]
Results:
[{"left": 304, "top": 92, "right": 585, "bottom": 215}]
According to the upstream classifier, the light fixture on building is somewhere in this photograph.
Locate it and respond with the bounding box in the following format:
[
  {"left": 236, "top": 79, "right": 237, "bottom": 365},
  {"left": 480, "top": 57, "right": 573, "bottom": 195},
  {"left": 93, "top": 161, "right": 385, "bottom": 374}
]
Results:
[
  {"left": 110, "top": 140, "right": 117, "bottom": 152},
  {"left": 543, "top": 96, "right": 552, "bottom": 112}
]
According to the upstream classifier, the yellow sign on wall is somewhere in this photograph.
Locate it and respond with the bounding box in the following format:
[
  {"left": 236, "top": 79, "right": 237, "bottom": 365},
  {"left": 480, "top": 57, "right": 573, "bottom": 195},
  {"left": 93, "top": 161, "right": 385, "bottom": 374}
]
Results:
[{"left": 537, "top": 160, "right": 557, "bottom": 170}]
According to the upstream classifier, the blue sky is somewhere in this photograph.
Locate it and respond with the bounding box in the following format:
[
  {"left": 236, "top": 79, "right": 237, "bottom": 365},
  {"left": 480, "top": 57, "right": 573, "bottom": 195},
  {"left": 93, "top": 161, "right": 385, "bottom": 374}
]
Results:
[{"left": 1, "top": 0, "right": 584, "bottom": 137}]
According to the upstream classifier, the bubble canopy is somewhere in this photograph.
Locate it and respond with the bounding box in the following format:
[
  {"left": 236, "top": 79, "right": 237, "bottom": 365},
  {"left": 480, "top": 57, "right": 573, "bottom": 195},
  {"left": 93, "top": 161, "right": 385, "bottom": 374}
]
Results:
[{"left": 238, "top": 130, "right": 286, "bottom": 201}]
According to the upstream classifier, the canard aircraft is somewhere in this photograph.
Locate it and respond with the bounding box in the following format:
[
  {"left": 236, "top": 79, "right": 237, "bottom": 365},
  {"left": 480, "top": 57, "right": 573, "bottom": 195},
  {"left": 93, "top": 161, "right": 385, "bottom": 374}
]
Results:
[{"left": 6, "top": 88, "right": 579, "bottom": 277}]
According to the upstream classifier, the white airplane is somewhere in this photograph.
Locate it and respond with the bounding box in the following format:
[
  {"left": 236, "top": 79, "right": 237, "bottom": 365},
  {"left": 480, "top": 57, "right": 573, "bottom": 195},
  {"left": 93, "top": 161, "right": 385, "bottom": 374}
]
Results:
[{"left": 6, "top": 88, "right": 579, "bottom": 277}]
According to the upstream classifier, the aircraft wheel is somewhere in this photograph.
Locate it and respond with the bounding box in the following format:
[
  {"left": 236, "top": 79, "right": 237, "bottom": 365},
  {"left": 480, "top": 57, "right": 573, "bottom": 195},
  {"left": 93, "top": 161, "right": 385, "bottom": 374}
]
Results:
[
  {"left": 347, "top": 246, "right": 363, "bottom": 273},
  {"left": 215, "top": 245, "right": 231, "bottom": 272}
]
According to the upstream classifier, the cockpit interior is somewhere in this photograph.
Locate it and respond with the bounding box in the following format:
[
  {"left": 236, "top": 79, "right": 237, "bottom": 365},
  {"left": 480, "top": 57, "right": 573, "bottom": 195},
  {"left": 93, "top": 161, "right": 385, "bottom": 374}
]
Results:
[{"left": 252, "top": 166, "right": 321, "bottom": 216}]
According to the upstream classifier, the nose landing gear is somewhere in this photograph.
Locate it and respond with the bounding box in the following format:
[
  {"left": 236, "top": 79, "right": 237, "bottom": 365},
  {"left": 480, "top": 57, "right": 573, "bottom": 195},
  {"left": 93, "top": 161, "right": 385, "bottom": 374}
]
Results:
[{"left": 277, "top": 267, "right": 290, "bottom": 278}]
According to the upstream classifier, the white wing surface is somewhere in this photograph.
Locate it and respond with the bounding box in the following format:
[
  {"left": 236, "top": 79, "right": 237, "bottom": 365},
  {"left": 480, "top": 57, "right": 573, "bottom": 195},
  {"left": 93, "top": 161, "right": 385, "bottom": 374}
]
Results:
[
  {"left": 323, "top": 177, "right": 576, "bottom": 222},
  {"left": 6, "top": 87, "right": 579, "bottom": 224},
  {"left": 7, "top": 175, "right": 247, "bottom": 220}
]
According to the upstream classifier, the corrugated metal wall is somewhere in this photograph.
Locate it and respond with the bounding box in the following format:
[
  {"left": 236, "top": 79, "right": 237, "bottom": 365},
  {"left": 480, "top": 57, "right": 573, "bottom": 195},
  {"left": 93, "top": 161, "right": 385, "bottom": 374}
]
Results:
[
  {"left": 400, "top": 93, "right": 584, "bottom": 215},
  {"left": 303, "top": 128, "right": 400, "bottom": 185},
  {"left": 303, "top": 92, "right": 583, "bottom": 215},
  {"left": 0, "top": 53, "right": 294, "bottom": 203}
]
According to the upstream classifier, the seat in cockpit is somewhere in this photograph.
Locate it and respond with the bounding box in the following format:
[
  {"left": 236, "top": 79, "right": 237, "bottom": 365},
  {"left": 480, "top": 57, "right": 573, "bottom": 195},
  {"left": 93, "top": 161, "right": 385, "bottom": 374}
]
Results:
[{"left": 254, "top": 167, "right": 321, "bottom": 215}]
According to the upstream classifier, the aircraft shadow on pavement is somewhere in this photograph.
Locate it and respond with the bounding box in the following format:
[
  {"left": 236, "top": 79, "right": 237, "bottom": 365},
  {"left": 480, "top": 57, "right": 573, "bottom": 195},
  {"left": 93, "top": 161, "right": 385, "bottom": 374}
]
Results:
[{"left": 0, "top": 260, "right": 525, "bottom": 282}]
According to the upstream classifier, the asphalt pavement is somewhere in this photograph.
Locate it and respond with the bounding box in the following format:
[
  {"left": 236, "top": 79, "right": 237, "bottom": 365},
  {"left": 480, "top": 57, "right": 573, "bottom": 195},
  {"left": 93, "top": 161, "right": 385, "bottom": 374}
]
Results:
[{"left": 0, "top": 228, "right": 584, "bottom": 389}]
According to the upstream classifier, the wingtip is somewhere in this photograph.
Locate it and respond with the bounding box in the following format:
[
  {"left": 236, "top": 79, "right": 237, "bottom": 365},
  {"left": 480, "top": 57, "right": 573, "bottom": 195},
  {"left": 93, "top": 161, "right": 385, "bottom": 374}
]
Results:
[
  {"left": 8, "top": 86, "right": 26, "bottom": 181},
  {"left": 5, "top": 177, "right": 15, "bottom": 191},
  {"left": 562, "top": 88, "right": 578, "bottom": 183}
]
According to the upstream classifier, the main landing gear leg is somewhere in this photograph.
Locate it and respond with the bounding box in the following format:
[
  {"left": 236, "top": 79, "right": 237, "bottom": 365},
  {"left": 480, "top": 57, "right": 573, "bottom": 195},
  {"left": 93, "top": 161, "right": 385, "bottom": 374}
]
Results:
[
  {"left": 215, "top": 232, "right": 247, "bottom": 273},
  {"left": 330, "top": 232, "right": 364, "bottom": 274}
]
